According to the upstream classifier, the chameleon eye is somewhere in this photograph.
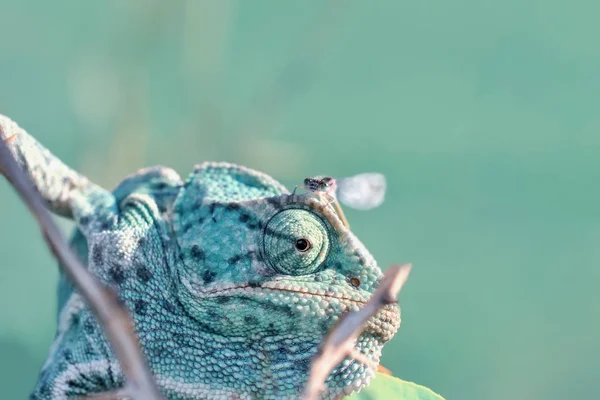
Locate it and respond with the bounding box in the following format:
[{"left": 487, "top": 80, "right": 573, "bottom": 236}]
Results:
[{"left": 263, "top": 209, "right": 329, "bottom": 275}]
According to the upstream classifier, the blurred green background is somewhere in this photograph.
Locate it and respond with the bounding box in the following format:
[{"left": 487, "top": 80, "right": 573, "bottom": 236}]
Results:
[{"left": 1, "top": 1, "right": 598, "bottom": 399}]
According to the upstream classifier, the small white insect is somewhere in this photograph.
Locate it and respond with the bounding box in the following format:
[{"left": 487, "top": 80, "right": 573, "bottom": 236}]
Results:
[{"left": 295, "top": 173, "right": 387, "bottom": 210}]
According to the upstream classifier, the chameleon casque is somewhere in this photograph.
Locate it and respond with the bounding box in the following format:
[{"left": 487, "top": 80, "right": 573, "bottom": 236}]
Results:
[{"left": 0, "top": 115, "right": 401, "bottom": 399}]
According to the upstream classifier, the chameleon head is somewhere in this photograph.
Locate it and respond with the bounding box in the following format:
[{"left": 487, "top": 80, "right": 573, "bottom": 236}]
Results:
[{"left": 172, "top": 162, "right": 401, "bottom": 398}]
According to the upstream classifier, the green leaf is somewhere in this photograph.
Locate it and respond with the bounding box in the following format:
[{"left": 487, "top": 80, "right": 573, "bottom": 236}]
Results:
[{"left": 346, "top": 372, "right": 445, "bottom": 400}]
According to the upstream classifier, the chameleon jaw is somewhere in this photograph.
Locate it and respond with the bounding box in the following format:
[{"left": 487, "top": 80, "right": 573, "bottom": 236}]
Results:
[{"left": 193, "top": 282, "right": 401, "bottom": 343}]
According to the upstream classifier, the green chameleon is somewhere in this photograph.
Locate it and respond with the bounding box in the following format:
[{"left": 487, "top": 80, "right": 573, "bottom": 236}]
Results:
[{"left": 1, "top": 114, "right": 407, "bottom": 399}]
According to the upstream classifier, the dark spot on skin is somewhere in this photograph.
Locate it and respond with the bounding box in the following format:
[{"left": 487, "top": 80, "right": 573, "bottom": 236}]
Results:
[
  {"left": 191, "top": 245, "right": 205, "bottom": 261},
  {"left": 215, "top": 296, "right": 230, "bottom": 304},
  {"left": 357, "top": 257, "right": 366, "bottom": 266},
  {"left": 100, "top": 219, "right": 114, "bottom": 231},
  {"left": 196, "top": 321, "right": 220, "bottom": 336},
  {"left": 266, "top": 322, "right": 279, "bottom": 336},
  {"left": 154, "top": 345, "right": 170, "bottom": 358},
  {"left": 252, "top": 219, "right": 264, "bottom": 230},
  {"left": 226, "top": 203, "right": 241, "bottom": 212},
  {"left": 67, "top": 379, "right": 86, "bottom": 389},
  {"left": 245, "top": 315, "right": 258, "bottom": 325},
  {"left": 239, "top": 213, "right": 250, "bottom": 223},
  {"left": 89, "top": 372, "right": 105, "bottom": 387},
  {"left": 108, "top": 264, "right": 125, "bottom": 284},
  {"left": 137, "top": 237, "right": 146, "bottom": 247},
  {"left": 40, "top": 382, "right": 51, "bottom": 396},
  {"left": 247, "top": 221, "right": 258, "bottom": 230},
  {"left": 202, "top": 270, "right": 216, "bottom": 284},
  {"left": 84, "top": 320, "right": 95, "bottom": 334},
  {"left": 92, "top": 245, "right": 104, "bottom": 266},
  {"left": 71, "top": 313, "right": 80, "bottom": 326},
  {"left": 106, "top": 359, "right": 115, "bottom": 386},
  {"left": 134, "top": 299, "right": 147, "bottom": 315},
  {"left": 171, "top": 332, "right": 184, "bottom": 345},
  {"left": 85, "top": 344, "right": 95, "bottom": 356},
  {"left": 63, "top": 349, "right": 73, "bottom": 362},
  {"left": 228, "top": 254, "right": 242, "bottom": 264},
  {"left": 155, "top": 182, "right": 168, "bottom": 190},
  {"left": 162, "top": 300, "right": 176, "bottom": 313},
  {"left": 273, "top": 347, "right": 290, "bottom": 362},
  {"left": 332, "top": 261, "right": 343, "bottom": 271},
  {"left": 136, "top": 265, "right": 152, "bottom": 283},
  {"left": 262, "top": 302, "right": 294, "bottom": 317},
  {"left": 158, "top": 203, "right": 168, "bottom": 213},
  {"left": 212, "top": 216, "right": 217, "bottom": 223},
  {"left": 247, "top": 280, "right": 261, "bottom": 288},
  {"left": 208, "top": 203, "right": 217, "bottom": 215},
  {"left": 198, "top": 216, "right": 205, "bottom": 224},
  {"left": 182, "top": 221, "right": 193, "bottom": 233},
  {"left": 79, "top": 216, "right": 90, "bottom": 225},
  {"left": 207, "top": 309, "right": 220, "bottom": 320}
]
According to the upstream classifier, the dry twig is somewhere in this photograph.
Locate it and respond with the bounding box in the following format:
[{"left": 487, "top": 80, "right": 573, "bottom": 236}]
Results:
[
  {"left": 302, "top": 264, "right": 412, "bottom": 400},
  {"left": 0, "top": 132, "right": 163, "bottom": 400}
]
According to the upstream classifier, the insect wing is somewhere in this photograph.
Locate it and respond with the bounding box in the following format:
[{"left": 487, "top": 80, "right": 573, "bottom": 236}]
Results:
[{"left": 335, "top": 173, "right": 386, "bottom": 210}]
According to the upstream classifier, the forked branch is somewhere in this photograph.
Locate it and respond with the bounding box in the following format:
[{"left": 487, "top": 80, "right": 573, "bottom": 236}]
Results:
[
  {"left": 303, "top": 263, "right": 412, "bottom": 400},
  {"left": 0, "top": 131, "right": 163, "bottom": 400}
]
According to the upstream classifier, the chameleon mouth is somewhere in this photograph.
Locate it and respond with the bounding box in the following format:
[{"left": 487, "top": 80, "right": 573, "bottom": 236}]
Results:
[{"left": 202, "top": 282, "right": 370, "bottom": 305}]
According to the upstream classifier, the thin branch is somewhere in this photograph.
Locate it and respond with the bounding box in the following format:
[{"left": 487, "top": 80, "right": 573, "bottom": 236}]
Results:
[
  {"left": 0, "top": 131, "right": 163, "bottom": 400},
  {"left": 302, "top": 264, "right": 412, "bottom": 400}
]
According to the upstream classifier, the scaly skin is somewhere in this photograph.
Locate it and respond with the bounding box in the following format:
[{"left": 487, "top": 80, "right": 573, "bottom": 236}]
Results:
[{"left": 0, "top": 115, "right": 401, "bottom": 400}]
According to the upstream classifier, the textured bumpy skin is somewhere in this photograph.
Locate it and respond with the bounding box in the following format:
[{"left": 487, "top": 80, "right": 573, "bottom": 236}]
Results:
[{"left": 0, "top": 115, "right": 401, "bottom": 400}]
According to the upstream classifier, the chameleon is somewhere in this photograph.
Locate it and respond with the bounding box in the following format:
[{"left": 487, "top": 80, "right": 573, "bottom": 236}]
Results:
[{"left": 0, "top": 114, "right": 401, "bottom": 400}]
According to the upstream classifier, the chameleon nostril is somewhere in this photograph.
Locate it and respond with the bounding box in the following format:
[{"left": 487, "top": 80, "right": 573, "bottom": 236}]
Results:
[{"left": 350, "top": 277, "right": 361, "bottom": 287}]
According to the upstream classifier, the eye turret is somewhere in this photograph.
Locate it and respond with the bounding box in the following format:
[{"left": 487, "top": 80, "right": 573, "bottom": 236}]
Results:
[{"left": 263, "top": 209, "right": 329, "bottom": 275}]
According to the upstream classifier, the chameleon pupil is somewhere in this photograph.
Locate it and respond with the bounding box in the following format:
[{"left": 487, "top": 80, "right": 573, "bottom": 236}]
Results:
[{"left": 295, "top": 238, "right": 311, "bottom": 252}]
